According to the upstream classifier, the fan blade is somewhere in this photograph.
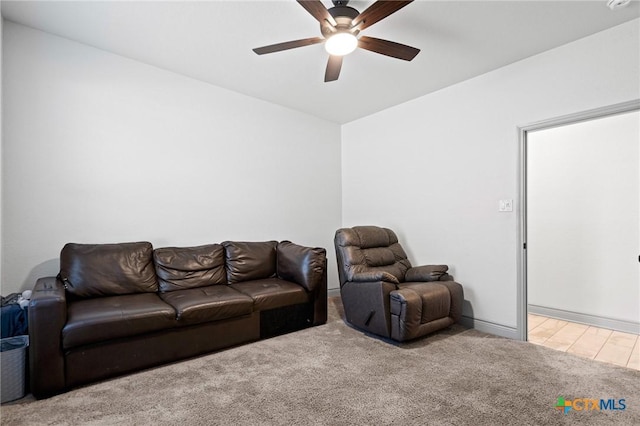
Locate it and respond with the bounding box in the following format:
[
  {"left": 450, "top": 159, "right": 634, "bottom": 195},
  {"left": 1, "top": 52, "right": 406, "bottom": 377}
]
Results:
[
  {"left": 297, "top": 0, "right": 337, "bottom": 27},
  {"left": 352, "top": 1, "right": 413, "bottom": 31},
  {"left": 253, "top": 37, "right": 325, "bottom": 55},
  {"left": 325, "top": 55, "right": 343, "bottom": 82},
  {"left": 358, "top": 36, "right": 420, "bottom": 61}
]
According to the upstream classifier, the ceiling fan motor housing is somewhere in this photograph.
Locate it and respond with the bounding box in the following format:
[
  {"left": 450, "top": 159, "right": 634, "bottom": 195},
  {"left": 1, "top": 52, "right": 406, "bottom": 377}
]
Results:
[{"left": 322, "top": 5, "right": 359, "bottom": 36}]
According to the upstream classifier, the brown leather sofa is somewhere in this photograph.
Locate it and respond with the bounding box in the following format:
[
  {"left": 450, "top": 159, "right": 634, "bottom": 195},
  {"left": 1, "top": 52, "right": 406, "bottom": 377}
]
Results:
[
  {"left": 28, "top": 240, "right": 327, "bottom": 398},
  {"left": 334, "top": 226, "right": 463, "bottom": 342}
]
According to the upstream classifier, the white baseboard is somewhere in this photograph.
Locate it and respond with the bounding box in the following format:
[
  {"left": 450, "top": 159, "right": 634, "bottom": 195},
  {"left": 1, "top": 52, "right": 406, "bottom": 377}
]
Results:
[
  {"left": 528, "top": 304, "right": 640, "bottom": 335},
  {"left": 460, "top": 316, "right": 519, "bottom": 339},
  {"left": 327, "top": 288, "right": 340, "bottom": 297}
]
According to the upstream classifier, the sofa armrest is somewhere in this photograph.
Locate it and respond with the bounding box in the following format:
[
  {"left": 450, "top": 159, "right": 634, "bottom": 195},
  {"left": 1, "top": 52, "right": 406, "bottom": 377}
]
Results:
[
  {"left": 405, "top": 265, "right": 453, "bottom": 282},
  {"left": 341, "top": 280, "right": 397, "bottom": 338},
  {"left": 349, "top": 270, "right": 400, "bottom": 284},
  {"left": 277, "top": 241, "right": 326, "bottom": 292},
  {"left": 276, "top": 241, "right": 327, "bottom": 325},
  {"left": 312, "top": 266, "right": 328, "bottom": 326},
  {"left": 28, "top": 277, "right": 67, "bottom": 398}
]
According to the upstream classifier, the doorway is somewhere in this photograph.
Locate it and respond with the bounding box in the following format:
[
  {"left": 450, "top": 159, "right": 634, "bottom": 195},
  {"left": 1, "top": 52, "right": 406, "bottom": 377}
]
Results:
[{"left": 517, "top": 100, "right": 640, "bottom": 362}]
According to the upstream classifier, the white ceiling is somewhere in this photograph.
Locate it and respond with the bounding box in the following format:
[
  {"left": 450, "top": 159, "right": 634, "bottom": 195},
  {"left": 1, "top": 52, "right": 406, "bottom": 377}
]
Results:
[{"left": 2, "top": 0, "right": 639, "bottom": 123}]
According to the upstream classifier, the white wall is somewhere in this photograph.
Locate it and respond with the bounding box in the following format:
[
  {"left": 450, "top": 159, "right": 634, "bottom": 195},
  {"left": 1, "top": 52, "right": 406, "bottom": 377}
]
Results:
[
  {"left": 342, "top": 19, "right": 640, "bottom": 334},
  {"left": 2, "top": 17, "right": 639, "bottom": 331},
  {"left": 527, "top": 111, "right": 639, "bottom": 324},
  {"left": 0, "top": 16, "right": 3, "bottom": 290},
  {"left": 1, "top": 22, "right": 342, "bottom": 294}
]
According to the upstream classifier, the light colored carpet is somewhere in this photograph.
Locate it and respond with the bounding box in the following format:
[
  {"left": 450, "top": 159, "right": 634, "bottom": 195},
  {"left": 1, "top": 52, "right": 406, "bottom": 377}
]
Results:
[{"left": 2, "top": 298, "right": 639, "bottom": 425}]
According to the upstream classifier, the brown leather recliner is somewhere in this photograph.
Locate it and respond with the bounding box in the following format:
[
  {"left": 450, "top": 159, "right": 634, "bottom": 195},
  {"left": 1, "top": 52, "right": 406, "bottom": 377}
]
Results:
[{"left": 334, "top": 226, "right": 463, "bottom": 341}]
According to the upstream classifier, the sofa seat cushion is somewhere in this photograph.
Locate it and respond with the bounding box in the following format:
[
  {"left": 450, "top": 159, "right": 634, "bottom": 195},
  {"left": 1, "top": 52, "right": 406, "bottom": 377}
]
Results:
[
  {"left": 398, "top": 282, "right": 451, "bottom": 324},
  {"left": 230, "top": 278, "right": 309, "bottom": 311},
  {"left": 160, "top": 286, "right": 254, "bottom": 326},
  {"left": 62, "top": 293, "right": 176, "bottom": 349}
]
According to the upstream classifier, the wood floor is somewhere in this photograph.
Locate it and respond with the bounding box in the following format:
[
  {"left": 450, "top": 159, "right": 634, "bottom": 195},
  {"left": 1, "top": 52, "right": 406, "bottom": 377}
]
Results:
[{"left": 528, "top": 314, "right": 639, "bottom": 370}]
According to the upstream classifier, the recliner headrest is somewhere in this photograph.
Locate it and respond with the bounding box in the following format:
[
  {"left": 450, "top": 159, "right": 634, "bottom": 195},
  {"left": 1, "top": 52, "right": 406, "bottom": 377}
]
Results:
[
  {"left": 337, "top": 226, "right": 398, "bottom": 249},
  {"left": 334, "top": 226, "right": 412, "bottom": 286}
]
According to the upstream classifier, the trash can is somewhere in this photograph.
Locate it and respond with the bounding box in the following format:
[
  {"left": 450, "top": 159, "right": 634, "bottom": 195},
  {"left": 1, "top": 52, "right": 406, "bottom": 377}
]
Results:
[{"left": 1, "top": 335, "right": 29, "bottom": 403}]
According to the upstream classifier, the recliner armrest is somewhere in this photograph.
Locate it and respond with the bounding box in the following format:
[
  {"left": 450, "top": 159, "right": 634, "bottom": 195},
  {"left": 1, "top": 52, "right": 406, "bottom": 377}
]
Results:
[
  {"left": 390, "top": 287, "right": 423, "bottom": 341},
  {"left": 349, "top": 270, "right": 400, "bottom": 284},
  {"left": 28, "top": 277, "right": 68, "bottom": 398},
  {"left": 405, "top": 265, "right": 453, "bottom": 282}
]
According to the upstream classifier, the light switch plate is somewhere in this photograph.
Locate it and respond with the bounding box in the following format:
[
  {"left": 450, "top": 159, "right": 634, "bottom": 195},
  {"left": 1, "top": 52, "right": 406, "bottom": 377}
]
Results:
[{"left": 499, "top": 199, "right": 513, "bottom": 212}]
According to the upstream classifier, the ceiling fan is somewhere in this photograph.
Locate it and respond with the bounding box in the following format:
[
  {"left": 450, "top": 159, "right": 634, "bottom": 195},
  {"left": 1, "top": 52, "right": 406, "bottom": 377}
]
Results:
[{"left": 253, "top": 0, "right": 420, "bottom": 82}]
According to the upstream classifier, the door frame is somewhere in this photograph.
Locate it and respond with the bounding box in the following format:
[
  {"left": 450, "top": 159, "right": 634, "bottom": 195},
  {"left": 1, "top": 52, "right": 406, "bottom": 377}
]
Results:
[{"left": 516, "top": 99, "right": 640, "bottom": 341}]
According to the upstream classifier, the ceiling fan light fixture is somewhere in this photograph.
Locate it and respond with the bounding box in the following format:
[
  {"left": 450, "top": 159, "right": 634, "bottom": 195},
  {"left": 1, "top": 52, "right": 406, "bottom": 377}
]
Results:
[{"left": 325, "top": 32, "right": 358, "bottom": 56}]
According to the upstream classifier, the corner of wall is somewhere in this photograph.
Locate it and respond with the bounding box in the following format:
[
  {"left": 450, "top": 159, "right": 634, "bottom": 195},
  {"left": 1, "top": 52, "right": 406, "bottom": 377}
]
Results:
[{"left": 1, "top": 15, "right": 4, "bottom": 293}]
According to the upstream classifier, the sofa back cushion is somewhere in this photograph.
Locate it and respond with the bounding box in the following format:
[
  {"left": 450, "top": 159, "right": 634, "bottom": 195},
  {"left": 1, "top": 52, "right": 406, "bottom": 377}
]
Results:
[
  {"left": 222, "top": 241, "right": 277, "bottom": 284},
  {"left": 60, "top": 242, "right": 158, "bottom": 298},
  {"left": 154, "top": 244, "right": 226, "bottom": 292}
]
